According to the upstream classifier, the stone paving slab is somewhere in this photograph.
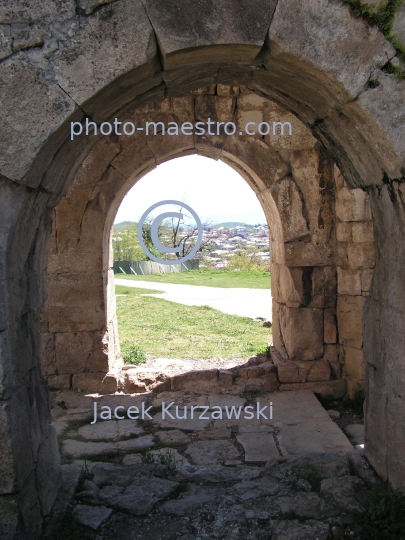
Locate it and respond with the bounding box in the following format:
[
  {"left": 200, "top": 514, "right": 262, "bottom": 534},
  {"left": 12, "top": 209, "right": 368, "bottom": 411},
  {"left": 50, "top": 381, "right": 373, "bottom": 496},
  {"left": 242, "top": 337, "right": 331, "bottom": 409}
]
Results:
[
  {"left": 233, "top": 477, "right": 281, "bottom": 501},
  {"left": 184, "top": 440, "right": 241, "bottom": 465},
  {"left": 149, "top": 447, "right": 190, "bottom": 467},
  {"left": 344, "top": 424, "right": 365, "bottom": 446},
  {"left": 122, "top": 454, "right": 143, "bottom": 466},
  {"left": 62, "top": 440, "right": 117, "bottom": 458},
  {"left": 214, "top": 416, "right": 274, "bottom": 433},
  {"left": 98, "top": 477, "right": 179, "bottom": 515},
  {"left": 73, "top": 504, "right": 112, "bottom": 531},
  {"left": 78, "top": 421, "right": 121, "bottom": 441},
  {"left": 257, "top": 390, "right": 332, "bottom": 425},
  {"left": 160, "top": 485, "right": 214, "bottom": 516},
  {"left": 114, "top": 436, "right": 154, "bottom": 452},
  {"left": 153, "top": 412, "right": 211, "bottom": 430},
  {"left": 198, "top": 427, "right": 231, "bottom": 440},
  {"left": 62, "top": 435, "right": 154, "bottom": 458},
  {"left": 208, "top": 394, "right": 246, "bottom": 408},
  {"left": 156, "top": 429, "right": 191, "bottom": 445},
  {"left": 278, "top": 420, "right": 354, "bottom": 456},
  {"left": 236, "top": 432, "right": 279, "bottom": 462},
  {"left": 49, "top": 388, "right": 371, "bottom": 539}
]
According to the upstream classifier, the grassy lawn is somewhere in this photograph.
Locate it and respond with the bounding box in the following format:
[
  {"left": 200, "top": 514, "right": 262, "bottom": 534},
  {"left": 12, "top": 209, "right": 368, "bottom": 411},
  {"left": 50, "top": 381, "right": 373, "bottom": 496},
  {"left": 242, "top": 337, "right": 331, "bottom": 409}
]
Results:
[
  {"left": 115, "top": 269, "right": 271, "bottom": 289},
  {"left": 116, "top": 285, "right": 272, "bottom": 359},
  {"left": 115, "top": 285, "right": 163, "bottom": 296}
]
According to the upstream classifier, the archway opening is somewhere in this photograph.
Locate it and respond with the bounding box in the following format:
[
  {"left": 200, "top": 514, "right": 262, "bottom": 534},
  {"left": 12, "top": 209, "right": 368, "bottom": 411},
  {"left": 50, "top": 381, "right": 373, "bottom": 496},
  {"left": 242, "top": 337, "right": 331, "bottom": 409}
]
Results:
[
  {"left": 111, "top": 154, "right": 273, "bottom": 388},
  {"left": 39, "top": 88, "right": 371, "bottom": 404}
]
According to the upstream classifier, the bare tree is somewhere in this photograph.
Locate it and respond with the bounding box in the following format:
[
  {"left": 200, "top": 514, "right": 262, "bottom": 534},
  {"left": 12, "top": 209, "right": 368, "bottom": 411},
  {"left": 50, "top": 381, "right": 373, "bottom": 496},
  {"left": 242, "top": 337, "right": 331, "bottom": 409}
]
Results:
[{"left": 162, "top": 203, "right": 214, "bottom": 259}]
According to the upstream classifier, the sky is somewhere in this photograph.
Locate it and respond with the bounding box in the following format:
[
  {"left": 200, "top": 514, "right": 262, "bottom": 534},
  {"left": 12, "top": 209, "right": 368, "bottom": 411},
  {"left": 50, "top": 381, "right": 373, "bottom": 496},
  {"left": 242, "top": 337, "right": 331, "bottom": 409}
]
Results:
[{"left": 114, "top": 155, "right": 266, "bottom": 225}]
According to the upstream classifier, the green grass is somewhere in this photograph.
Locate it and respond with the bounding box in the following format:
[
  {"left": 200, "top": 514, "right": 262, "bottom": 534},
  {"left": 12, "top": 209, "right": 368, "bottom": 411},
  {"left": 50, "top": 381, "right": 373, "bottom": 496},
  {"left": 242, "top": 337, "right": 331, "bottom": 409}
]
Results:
[
  {"left": 115, "top": 269, "right": 271, "bottom": 289},
  {"left": 116, "top": 290, "right": 272, "bottom": 359},
  {"left": 359, "top": 483, "right": 405, "bottom": 539},
  {"left": 121, "top": 340, "right": 147, "bottom": 365},
  {"left": 115, "top": 285, "right": 163, "bottom": 295},
  {"left": 342, "top": 0, "right": 405, "bottom": 79}
]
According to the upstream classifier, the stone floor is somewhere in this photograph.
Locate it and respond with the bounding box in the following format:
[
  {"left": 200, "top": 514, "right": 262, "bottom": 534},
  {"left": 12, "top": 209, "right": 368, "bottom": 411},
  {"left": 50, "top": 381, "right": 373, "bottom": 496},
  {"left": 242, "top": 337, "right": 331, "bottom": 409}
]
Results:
[{"left": 42, "top": 385, "right": 375, "bottom": 539}]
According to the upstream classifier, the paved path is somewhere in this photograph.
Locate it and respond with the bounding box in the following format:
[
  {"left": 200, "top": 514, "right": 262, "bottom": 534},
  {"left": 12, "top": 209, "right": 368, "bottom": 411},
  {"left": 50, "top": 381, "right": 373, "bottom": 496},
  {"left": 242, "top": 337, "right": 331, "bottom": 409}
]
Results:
[
  {"left": 49, "top": 388, "right": 367, "bottom": 539},
  {"left": 115, "top": 278, "right": 272, "bottom": 321}
]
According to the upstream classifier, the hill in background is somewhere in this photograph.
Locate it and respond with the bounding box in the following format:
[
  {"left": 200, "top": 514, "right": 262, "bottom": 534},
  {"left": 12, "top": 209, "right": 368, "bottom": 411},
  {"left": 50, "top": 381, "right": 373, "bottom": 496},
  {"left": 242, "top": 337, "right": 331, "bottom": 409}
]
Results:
[{"left": 216, "top": 222, "right": 252, "bottom": 228}]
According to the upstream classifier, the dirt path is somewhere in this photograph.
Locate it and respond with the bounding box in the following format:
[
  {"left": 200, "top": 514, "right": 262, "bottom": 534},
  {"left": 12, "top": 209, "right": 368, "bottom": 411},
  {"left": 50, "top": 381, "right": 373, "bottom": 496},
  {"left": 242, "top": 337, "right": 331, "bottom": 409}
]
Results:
[{"left": 115, "top": 278, "right": 272, "bottom": 321}]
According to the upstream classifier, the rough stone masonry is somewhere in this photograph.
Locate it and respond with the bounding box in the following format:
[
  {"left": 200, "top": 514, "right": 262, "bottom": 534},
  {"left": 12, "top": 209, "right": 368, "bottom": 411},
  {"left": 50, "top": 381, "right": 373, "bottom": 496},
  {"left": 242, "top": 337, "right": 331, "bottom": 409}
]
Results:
[{"left": 0, "top": 0, "right": 404, "bottom": 537}]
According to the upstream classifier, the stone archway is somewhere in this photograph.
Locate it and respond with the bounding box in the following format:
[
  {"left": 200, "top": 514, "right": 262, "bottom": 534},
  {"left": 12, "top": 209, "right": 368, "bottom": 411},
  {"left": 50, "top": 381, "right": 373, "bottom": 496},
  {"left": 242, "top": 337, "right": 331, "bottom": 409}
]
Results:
[
  {"left": 1, "top": 0, "right": 404, "bottom": 536},
  {"left": 40, "top": 89, "right": 374, "bottom": 409}
]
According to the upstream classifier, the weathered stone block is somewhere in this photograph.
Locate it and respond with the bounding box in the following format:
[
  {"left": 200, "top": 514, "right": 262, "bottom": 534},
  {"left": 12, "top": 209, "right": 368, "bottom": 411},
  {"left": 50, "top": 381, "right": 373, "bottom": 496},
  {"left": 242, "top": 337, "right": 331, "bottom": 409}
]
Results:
[
  {"left": 305, "top": 360, "right": 331, "bottom": 382},
  {"left": 352, "top": 222, "right": 374, "bottom": 243},
  {"left": 46, "top": 374, "right": 71, "bottom": 391},
  {"left": 347, "top": 243, "right": 375, "bottom": 269},
  {"left": 111, "top": 140, "right": 156, "bottom": 180},
  {"left": 279, "top": 380, "right": 346, "bottom": 400},
  {"left": 216, "top": 84, "right": 239, "bottom": 96},
  {"left": 124, "top": 380, "right": 147, "bottom": 394},
  {"left": 270, "top": 177, "right": 309, "bottom": 242},
  {"left": 35, "top": 426, "right": 61, "bottom": 517},
  {"left": 0, "top": 495, "right": 19, "bottom": 540},
  {"left": 270, "top": 346, "right": 300, "bottom": 383},
  {"left": 170, "top": 96, "right": 194, "bottom": 118},
  {"left": 265, "top": 103, "right": 318, "bottom": 150},
  {"left": 0, "top": 403, "right": 15, "bottom": 495},
  {"left": 337, "top": 268, "right": 361, "bottom": 295},
  {"left": 51, "top": 0, "right": 157, "bottom": 109},
  {"left": 284, "top": 242, "right": 325, "bottom": 267},
  {"left": 361, "top": 269, "right": 373, "bottom": 293},
  {"left": 236, "top": 108, "right": 263, "bottom": 131},
  {"left": 244, "top": 374, "right": 278, "bottom": 392},
  {"left": 0, "top": 25, "right": 12, "bottom": 61},
  {"left": 238, "top": 92, "right": 268, "bottom": 110},
  {"left": 269, "top": 0, "right": 395, "bottom": 103},
  {"left": 72, "top": 373, "right": 113, "bottom": 393},
  {"left": 336, "top": 222, "right": 352, "bottom": 242},
  {"left": 218, "top": 369, "right": 234, "bottom": 388},
  {"left": 260, "top": 361, "right": 277, "bottom": 374},
  {"left": 43, "top": 273, "right": 105, "bottom": 333},
  {"left": 143, "top": 0, "right": 277, "bottom": 68},
  {"left": 274, "top": 303, "right": 324, "bottom": 362},
  {"left": 323, "top": 344, "right": 339, "bottom": 364},
  {"left": 336, "top": 188, "right": 372, "bottom": 222},
  {"left": 324, "top": 308, "right": 337, "bottom": 344},
  {"left": 346, "top": 378, "right": 365, "bottom": 400},
  {"left": 41, "top": 332, "right": 56, "bottom": 377},
  {"left": 237, "top": 368, "right": 249, "bottom": 379},
  {"left": 312, "top": 267, "right": 337, "bottom": 308},
  {"left": 337, "top": 296, "right": 363, "bottom": 349},
  {"left": 195, "top": 95, "right": 235, "bottom": 122},
  {"left": 344, "top": 346, "right": 365, "bottom": 380},
  {"left": 170, "top": 370, "right": 219, "bottom": 392},
  {"left": 55, "top": 332, "right": 108, "bottom": 375},
  {"left": 271, "top": 263, "right": 304, "bottom": 307}
]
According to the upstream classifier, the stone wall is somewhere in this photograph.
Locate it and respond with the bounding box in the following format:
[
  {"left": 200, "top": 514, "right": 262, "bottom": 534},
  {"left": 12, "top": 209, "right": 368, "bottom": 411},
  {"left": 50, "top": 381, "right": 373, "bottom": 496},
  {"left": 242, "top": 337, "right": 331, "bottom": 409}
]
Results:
[
  {"left": 40, "top": 89, "right": 353, "bottom": 399},
  {"left": 0, "top": 0, "right": 404, "bottom": 536},
  {"left": 271, "top": 165, "right": 375, "bottom": 400},
  {"left": 40, "top": 84, "right": 377, "bottom": 403},
  {"left": 335, "top": 168, "right": 375, "bottom": 398}
]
